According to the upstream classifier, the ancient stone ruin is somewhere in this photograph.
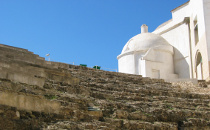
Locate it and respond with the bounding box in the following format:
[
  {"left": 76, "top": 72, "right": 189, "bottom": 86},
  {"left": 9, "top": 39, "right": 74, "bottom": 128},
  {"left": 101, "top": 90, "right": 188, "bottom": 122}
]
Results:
[{"left": 0, "top": 44, "right": 209, "bottom": 129}]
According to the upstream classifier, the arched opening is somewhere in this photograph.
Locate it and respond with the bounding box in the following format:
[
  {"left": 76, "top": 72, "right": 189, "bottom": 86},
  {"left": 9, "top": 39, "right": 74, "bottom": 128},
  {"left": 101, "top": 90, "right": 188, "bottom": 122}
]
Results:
[{"left": 195, "top": 51, "right": 203, "bottom": 80}]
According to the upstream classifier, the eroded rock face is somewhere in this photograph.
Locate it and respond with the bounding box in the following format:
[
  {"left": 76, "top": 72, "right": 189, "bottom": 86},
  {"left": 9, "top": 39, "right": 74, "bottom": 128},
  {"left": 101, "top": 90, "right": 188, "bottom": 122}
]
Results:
[{"left": 0, "top": 44, "right": 210, "bottom": 129}]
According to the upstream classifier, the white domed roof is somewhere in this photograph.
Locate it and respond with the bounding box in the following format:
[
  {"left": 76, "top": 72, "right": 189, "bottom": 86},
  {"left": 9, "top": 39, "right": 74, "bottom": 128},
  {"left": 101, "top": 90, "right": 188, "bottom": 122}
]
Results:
[{"left": 121, "top": 32, "right": 173, "bottom": 54}]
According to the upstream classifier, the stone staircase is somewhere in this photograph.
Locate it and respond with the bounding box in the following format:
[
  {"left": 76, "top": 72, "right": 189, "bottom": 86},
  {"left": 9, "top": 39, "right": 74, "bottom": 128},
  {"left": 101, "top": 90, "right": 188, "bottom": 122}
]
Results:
[{"left": 0, "top": 44, "right": 209, "bottom": 130}]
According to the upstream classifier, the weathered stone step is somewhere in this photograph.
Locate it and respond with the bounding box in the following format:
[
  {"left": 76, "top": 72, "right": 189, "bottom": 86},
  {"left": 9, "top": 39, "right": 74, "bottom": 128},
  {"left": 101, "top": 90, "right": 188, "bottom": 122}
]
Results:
[
  {"left": 181, "top": 118, "right": 210, "bottom": 129},
  {"left": 0, "top": 67, "right": 45, "bottom": 87},
  {"left": 0, "top": 61, "right": 46, "bottom": 78},
  {"left": 0, "top": 54, "right": 45, "bottom": 69},
  {"left": 104, "top": 118, "right": 178, "bottom": 130},
  {"left": 0, "top": 48, "right": 43, "bottom": 61},
  {"left": 0, "top": 44, "right": 33, "bottom": 54}
]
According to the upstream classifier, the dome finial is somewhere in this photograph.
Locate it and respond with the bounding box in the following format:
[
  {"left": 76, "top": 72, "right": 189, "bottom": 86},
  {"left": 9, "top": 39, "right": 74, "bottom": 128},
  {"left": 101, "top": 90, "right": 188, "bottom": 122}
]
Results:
[{"left": 141, "top": 24, "right": 148, "bottom": 33}]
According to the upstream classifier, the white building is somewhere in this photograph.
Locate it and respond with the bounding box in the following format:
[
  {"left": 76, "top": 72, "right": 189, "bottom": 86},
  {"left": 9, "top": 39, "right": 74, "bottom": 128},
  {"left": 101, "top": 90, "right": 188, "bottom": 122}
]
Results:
[{"left": 117, "top": 0, "right": 210, "bottom": 80}]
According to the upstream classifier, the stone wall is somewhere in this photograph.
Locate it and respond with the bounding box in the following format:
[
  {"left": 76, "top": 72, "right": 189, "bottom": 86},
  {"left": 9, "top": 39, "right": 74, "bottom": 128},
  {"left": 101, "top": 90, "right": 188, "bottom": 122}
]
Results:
[{"left": 0, "top": 91, "right": 60, "bottom": 114}]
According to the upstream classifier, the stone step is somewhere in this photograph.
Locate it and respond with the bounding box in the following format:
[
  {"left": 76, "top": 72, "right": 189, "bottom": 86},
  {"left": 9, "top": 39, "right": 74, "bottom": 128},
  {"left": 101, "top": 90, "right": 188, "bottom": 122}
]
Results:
[
  {"left": 0, "top": 54, "right": 45, "bottom": 68},
  {"left": 0, "top": 47, "right": 40, "bottom": 59},
  {"left": 0, "top": 61, "right": 46, "bottom": 78},
  {"left": 0, "top": 44, "right": 33, "bottom": 54},
  {"left": 104, "top": 118, "right": 178, "bottom": 130},
  {"left": 0, "top": 67, "right": 45, "bottom": 87}
]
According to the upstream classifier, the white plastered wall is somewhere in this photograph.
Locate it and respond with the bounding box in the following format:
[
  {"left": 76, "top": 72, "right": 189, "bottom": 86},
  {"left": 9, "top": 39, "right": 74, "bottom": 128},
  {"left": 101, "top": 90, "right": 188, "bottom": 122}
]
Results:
[
  {"left": 203, "top": 0, "right": 210, "bottom": 61},
  {"left": 118, "top": 53, "right": 135, "bottom": 74},
  {"left": 189, "top": 0, "right": 209, "bottom": 79},
  {"left": 159, "top": 24, "right": 191, "bottom": 78},
  {"left": 142, "top": 49, "right": 175, "bottom": 79},
  {"left": 171, "top": 2, "right": 190, "bottom": 23},
  {"left": 134, "top": 52, "right": 145, "bottom": 75},
  {"left": 203, "top": 0, "right": 210, "bottom": 79},
  {"left": 153, "top": 0, "right": 210, "bottom": 79}
]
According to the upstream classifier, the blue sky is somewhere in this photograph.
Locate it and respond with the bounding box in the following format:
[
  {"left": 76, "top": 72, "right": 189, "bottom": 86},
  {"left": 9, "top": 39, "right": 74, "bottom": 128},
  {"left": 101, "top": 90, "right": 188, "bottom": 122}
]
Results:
[{"left": 0, "top": 0, "right": 189, "bottom": 71}]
